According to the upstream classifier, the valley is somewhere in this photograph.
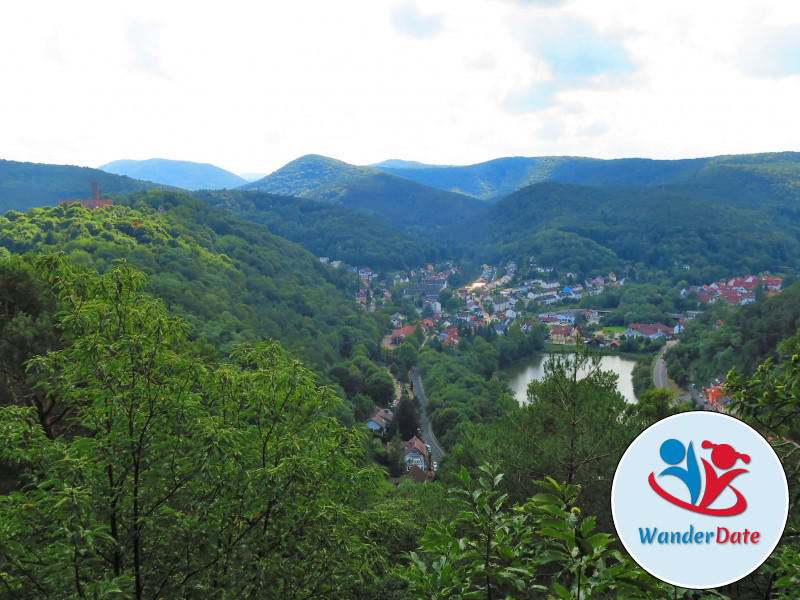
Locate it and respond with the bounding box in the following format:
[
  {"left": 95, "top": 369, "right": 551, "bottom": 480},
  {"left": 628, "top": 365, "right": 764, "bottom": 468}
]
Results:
[{"left": 2, "top": 151, "right": 800, "bottom": 598}]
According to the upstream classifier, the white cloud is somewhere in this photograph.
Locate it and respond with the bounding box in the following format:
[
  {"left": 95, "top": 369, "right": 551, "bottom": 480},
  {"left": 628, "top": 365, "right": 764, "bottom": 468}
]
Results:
[
  {"left": 0, "top": 0, "right": 799, "bottom": 173},
  {"left": 390, "top": 1, "right": 444, "bottom": 39},
  {"left": 737, "top": 24, "right": 800, "bottom": 78},
  {"left": 125, "top": 20, "right": 168, "bottom": 78}
]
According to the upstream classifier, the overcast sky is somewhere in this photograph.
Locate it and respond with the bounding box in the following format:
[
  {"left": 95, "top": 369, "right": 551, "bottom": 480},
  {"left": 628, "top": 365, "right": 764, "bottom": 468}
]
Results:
[{"left": 1, "top": 0, "right": 799, "bottom": 175}]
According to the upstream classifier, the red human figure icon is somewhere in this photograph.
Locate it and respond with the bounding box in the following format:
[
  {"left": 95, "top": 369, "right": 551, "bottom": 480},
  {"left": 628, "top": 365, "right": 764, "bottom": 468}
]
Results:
[{"left": 698, "top": 441, "right": 750, "bottom": 512}]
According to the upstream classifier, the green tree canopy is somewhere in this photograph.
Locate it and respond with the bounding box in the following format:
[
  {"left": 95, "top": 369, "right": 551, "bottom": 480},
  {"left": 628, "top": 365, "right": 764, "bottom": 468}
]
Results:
[{"left": 0, "top": 256, "right": 396, "bottom": 599}]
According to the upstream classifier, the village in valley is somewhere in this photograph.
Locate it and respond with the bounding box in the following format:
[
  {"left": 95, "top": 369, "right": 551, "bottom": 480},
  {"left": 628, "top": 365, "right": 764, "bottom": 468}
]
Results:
[
  {"left": 333, "top": 256, "right": 784, "bottom": 352},
  {"left": 317, "top": 255, "right": 786, "bottom": 482}
]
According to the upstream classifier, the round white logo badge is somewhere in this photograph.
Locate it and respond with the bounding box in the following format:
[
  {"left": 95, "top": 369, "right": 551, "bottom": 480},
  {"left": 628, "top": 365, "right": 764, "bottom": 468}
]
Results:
[{"left": 612, "top": 411, "right": 788, "bottom": 589}]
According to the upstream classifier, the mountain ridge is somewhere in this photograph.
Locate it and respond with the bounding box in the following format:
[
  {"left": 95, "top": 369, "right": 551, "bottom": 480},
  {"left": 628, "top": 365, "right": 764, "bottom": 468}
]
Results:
[{"left": 99, "top": 158, "right": 248, "bottom": 190}]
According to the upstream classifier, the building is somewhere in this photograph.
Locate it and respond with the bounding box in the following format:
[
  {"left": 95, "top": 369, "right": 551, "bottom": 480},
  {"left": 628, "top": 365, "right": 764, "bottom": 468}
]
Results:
[
  {"left": 399, "top": 436, "right": 429, "bottom": 470},
  {"left": 365, "top": 407, "right": 394, "bottom": 435},
  {"left": 59, "top": 182, "right": 113, "bottom": 210}
]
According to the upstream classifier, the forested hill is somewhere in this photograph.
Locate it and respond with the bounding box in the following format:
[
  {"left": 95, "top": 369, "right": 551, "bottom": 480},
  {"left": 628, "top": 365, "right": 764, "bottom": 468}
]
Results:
[
  {"left": 376, "top": 152, "right": 800, "bottom": 200},
  {"left": 0, "top": 159, "right": 172, "bottom": 214},
  {"left": 239, "top": 154, "right": 485, "bottom": 233},
  {"left": 449, "top": 180, "right": 800, "bottom": 280},
  {"left": 668, "top": 280, "right": 800, "bottom": 385},
  {"left": 99, "top": 158, "right": 248, "bottom": 190},
  {"left": 196, "top": 189, "right": 444, "bottom": 272},
  {"left": 0, "top": 190, "right": 381, "bottom": 372},
  {"left": 240, "top": 154, "right": 374, "bottom": 196}
]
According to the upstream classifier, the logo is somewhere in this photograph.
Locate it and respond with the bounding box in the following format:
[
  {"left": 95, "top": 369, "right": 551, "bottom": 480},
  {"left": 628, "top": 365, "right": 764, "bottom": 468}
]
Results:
[
  {"left": 648, "top": 439, "right": 749, "bottom": 516},
  {"left": 612, "top": 412, "right": 788, "bottom": 589}
]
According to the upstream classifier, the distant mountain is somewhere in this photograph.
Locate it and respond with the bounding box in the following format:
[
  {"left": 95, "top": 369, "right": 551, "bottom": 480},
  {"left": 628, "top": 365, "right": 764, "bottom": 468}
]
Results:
[
  {"left": 375, "top": 156, "right": 706, "bottom": 200},
  {"left": 375, "top": 152, "right": 800, "bottom": 201},
  {"left": 99, "top": 158, "right": 247, "bottom": 190},
  {"left": 0, "top": 159, "right": 169, "bottom": 214},
  {"left": 451, "top": 170, "right": 800, "bottom": 278},
  {"left": 240, "top": 154, "right": 374, "bottom": 196},
  {"left": 369, "top": 159, "right": 440, "bottom": 170},
  {"left": 241, "top": 154, "right": 484, "bottom": 234},
  {"left": 238, "top": 172, "right": 268, "bottom": 182}
]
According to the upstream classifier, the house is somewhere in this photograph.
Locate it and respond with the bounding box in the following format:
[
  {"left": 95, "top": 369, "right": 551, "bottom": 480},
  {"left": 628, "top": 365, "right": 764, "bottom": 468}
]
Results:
[
  {"left": 549, "top": 325, "right": 579, "bottom": 344},
  {"left": 365, "top": 407, "right": 394, "bottom": 435},
  {"left": 583, "top": 310, "right": 601, "bottom": 325},
  {"left": 728, "top": 276, "right": 759, "bottom": 291},
  {"left": 697, "top": 290, "right": 715, "bottom": 303},
  {"left": 539, "top": 295, "right": 560, "bottom": 306},
  {"left": 390, "top": 313, "right": 407, "bottom": 328},
  {"left": 400, "top": 436, "right": 429, "bottom": 470},
  {"left": 763, "top": 277, "right": 782, "bottom": 292},
  {"left": 391, "top": 325, "right": 417, "bottom": 346},
  {"left": 492, "top": 298, "right": 511, "bottom": 312},
  {"left": 624, "top": 323, "right": 672, "bottom": 339},
  {"left": 402, "top": 277, "right": 447, "bottom": 299},
  {"left": 405, "top": 465, "right": 429, "bottom": 483}
]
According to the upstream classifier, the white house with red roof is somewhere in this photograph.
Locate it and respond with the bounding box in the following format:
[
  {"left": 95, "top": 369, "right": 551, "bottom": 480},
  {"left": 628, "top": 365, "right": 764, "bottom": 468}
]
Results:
[{"left": 399, "top": 436, "right": 429, "bottom": 470}]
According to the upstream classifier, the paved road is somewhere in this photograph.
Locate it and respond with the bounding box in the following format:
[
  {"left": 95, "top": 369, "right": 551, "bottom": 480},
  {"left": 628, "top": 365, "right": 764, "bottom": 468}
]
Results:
[
  {"left": 653, "top": 349, "right": 708, "bottom": 408},
  {"left": 653, "top": 354, "right": 668, "bottom": 389},
  {"left": 411, "top": 367, "right": 445, "bottom": 465}
]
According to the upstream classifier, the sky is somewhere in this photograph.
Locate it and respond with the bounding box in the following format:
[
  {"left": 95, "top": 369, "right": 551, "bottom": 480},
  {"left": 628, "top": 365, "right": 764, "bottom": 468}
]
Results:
[{"left": 1, "top": 0, "right": 799, "bottom": 176}]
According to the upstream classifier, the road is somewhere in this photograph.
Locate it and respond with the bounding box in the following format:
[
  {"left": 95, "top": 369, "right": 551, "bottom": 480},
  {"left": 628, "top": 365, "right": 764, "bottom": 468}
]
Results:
[
  {"left": 653, "top": 344, "right": 708, "bottom": 408},
  {"left": 410, "top": 366, "right": 445, "bottom": 465},
  {"left": 653, "top": 354, "right": 669, "bottom": 389}
]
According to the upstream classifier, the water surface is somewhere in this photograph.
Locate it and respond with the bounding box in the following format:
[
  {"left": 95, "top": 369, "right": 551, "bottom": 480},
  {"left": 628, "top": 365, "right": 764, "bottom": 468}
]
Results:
[{"left": 505, "top": 353, "right": 638, "bottom": 404}]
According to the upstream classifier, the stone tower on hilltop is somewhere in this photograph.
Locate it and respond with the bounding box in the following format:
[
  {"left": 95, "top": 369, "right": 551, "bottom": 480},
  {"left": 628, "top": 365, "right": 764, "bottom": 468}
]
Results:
[{"left": 59, "top": 182, "right": 113, "bottom": 210}]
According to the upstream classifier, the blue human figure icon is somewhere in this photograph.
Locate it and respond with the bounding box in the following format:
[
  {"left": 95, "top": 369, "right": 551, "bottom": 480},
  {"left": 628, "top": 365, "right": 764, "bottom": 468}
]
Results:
[{"left": 658, "top": 438, "right": 701, "bottom": 505}]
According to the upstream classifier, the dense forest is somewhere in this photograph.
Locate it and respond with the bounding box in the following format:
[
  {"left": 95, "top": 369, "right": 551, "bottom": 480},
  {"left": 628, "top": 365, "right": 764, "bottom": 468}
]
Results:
[
  {"left": 0, "top": 191, "right": 420, "bottom": 437},
  {"left": 0, "top": 160, "right": 171, "bottom": 214},
  {"left": 195, "top": 189, "right": 443, "bottom": 272},
  {"left": 451, "top": 181, "right": 800, "bottom": 279}
]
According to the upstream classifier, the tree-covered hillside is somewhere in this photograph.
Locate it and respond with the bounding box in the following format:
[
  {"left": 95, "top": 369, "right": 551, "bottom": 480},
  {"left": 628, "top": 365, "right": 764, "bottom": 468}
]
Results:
[
  {"left": 0, "top": 159, "right": 171, "bottom": 214},
  {"left": 451, "top": 181, "right": 800, "bottom": 280},
  {"left": 239, "top": 154, "right": 485, "bottom": 234},
  {"left": 309, "top": 171, "right": 484, "bottom": 234},
  {"left": 195, "top": 189, "right": 444, "bottom": 272},
  {"left": 376, "top": 152, "right": 800, "bottom": 200},
  {"left": 667, "top": 280, "right": 800, "bottom": 384},
  {"left": 0, "top": 190, "right": 380, "bottom": 372},
  {"left": 100, "top": 158, "right": 248, "bottom": 190},
  {"left": 240, "top": 154, "right": 375, "bottom": 196}
]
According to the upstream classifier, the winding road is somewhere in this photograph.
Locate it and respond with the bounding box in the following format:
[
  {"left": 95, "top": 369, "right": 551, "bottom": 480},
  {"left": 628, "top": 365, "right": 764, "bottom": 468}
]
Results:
[{"left": 410, "top": 367, "right": 445, "bottom": 465}]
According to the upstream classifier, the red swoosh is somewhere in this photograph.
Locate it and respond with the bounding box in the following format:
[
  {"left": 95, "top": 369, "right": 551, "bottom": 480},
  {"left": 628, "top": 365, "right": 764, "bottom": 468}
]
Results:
[{"left": 648, "top": 472, "right": 747, "bottom": 516}]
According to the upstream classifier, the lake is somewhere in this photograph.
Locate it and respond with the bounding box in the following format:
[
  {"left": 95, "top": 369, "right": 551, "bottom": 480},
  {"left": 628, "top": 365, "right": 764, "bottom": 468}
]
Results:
[{"left": 505, "top": 353, "right": 639, "bottom": 404}]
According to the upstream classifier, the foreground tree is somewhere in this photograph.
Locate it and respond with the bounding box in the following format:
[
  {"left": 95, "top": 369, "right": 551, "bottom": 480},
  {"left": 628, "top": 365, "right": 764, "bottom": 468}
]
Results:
[
  {"left": 406, "top": 464, "right": 677, "bottom": 600},
  {"left": 727, "top": 346, "right": 800, "bottom": 600},
  {"left": 0, "top": 256, "right": 394, "bottom": 599},
  {"left": 449, "top": 348, "right": 639, "bottom": 527}
]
